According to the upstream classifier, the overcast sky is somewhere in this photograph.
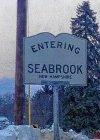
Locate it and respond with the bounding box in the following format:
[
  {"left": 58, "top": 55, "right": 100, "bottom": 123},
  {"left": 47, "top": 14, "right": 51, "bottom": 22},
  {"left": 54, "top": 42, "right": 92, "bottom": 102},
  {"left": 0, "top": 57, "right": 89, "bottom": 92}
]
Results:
[{"left": 0, "top": 0, "right": 100, "bottom": 79}]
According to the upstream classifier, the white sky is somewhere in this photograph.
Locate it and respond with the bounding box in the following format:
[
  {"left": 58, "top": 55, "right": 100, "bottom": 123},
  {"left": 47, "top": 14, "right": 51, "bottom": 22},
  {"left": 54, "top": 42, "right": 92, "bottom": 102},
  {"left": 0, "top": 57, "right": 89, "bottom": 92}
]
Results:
[{"left": 0, "top": 0, "right": 100, "bottom": 78}]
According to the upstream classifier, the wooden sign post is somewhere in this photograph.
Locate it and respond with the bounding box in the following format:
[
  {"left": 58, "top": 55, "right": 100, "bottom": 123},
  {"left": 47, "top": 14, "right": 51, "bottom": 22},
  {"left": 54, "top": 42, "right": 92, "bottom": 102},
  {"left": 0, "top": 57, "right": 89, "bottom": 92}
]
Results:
[{"left": 53, "top": 85, "right": 60, "bottom": 140}]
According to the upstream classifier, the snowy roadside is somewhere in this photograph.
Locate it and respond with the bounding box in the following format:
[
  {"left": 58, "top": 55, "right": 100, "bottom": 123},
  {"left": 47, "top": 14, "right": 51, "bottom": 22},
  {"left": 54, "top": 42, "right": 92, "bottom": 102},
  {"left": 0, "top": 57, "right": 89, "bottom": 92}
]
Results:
[{"left": 0, "top": 125, "right": 99, "bottom": 140}]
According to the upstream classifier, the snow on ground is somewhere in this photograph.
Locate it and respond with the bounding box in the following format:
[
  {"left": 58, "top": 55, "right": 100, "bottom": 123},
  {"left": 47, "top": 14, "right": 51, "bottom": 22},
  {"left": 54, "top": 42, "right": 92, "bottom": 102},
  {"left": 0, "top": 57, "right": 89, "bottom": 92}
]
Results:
[{"left": 0, "top": 125, "right": 99, "bottom": 140}]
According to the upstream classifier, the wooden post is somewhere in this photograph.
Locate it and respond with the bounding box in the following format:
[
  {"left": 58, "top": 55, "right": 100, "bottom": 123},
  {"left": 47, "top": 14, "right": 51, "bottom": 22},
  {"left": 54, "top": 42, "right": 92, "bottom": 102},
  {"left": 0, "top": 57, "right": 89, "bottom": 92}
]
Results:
[
  {"left": 14, "top": 0, "right": 27, "bottom": 125},
  {"left": 53, "top": 85, "right": 60, "bottom": 140},
  {"left": 28, "top": 85, "right": 32, "bottom": 125}
]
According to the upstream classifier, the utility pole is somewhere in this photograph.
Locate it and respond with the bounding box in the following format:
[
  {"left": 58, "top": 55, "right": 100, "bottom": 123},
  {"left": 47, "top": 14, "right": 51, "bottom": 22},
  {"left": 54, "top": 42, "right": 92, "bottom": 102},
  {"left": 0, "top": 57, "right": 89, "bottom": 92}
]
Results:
[{"left": 15, "top": 0, "right": 27, "bottom": 124}]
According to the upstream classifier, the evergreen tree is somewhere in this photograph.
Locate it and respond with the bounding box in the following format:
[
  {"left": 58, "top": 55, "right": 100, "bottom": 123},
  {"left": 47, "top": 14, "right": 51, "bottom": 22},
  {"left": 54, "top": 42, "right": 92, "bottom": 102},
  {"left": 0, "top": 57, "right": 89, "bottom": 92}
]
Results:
[
  {"left": 32, "top": 85, "right": 53, "bottom": 128},
  {"left": 31, "top": 85, "right": 65, "bottom": 128},
  {"left": 62, "top": 87, "right": 100, "bottom": 136},
  {"left": 71, "top": 1, "right": 100, "bottom": 85},
  {"left": 62, "top": 1, "right": 100, "bottom": 136}
]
